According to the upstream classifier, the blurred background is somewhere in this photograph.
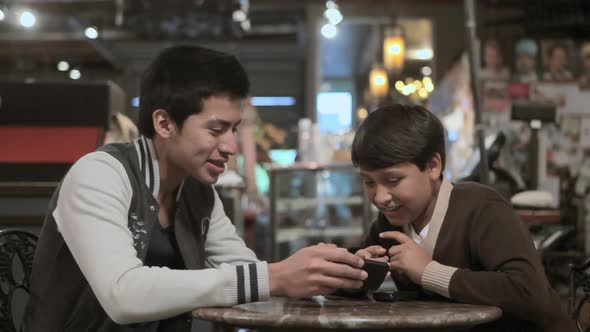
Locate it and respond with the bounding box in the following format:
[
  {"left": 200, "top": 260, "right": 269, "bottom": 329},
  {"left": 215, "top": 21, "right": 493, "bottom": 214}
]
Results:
[{"left": 2, "top": 0, "right": 590, "bottom": 329}]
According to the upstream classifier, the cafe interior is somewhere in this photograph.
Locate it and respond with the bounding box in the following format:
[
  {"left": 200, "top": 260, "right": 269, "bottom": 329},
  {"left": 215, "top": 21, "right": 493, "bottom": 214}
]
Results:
[{"left": 1, "top": 0, "right": 590, "bottom": 331}]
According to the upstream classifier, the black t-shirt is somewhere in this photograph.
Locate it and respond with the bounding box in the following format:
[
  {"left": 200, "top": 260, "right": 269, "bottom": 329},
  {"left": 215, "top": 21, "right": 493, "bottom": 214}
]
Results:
[{"left": 129, "top": 222, "right": 187, "bottom": 332}]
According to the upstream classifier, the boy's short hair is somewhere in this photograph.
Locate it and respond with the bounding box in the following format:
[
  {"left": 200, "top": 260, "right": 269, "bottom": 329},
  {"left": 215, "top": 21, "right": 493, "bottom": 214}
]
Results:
[
  {"left": 351, "top": 104, "right": 446, "bottom": 171},
  {"left": 138, "top": 45, "right": 250, "bottom": 138}
]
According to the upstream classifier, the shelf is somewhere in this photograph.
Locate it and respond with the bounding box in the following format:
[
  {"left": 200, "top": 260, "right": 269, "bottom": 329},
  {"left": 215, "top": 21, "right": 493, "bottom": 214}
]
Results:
[
  {"left": 276, "top": 226, "right": 364, "bottom": 243},
  {"left": 275, "top": 196, "right": 364, "bottom": 212}
]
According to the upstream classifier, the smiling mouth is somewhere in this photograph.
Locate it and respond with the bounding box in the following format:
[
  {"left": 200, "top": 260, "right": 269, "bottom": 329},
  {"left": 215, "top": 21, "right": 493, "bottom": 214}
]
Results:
[
  {"left": 208, "top": 160, "right": 226, "bottom": 168},
  {"left": 381, "top": 205, "right": 402, "bottom": 213}
]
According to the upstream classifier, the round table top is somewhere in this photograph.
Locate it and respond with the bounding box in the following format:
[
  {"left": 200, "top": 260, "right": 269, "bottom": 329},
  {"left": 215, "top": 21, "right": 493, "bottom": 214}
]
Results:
[{"left": 193, "top": 296, "right": 502, "bottom": 330}]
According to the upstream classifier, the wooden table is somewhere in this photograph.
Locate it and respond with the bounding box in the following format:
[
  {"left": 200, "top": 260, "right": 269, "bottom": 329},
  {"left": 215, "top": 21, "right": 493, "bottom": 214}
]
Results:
[{"left": 193, "top": 296, "right": 502, "bottom": 332}]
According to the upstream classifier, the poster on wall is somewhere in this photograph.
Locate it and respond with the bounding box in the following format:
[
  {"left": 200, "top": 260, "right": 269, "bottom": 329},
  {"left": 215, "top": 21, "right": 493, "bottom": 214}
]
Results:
[
  {"left": 533, "top": 82, "right": 581, "bottom": 115},
  {"left": 580, "top": 118, "right": 590, "bottom": 149},
  {"left": 482, "top": 79, "right": 510, "bottom": 113},
  {"left": 579, "top": 42, "right": 590, "bottom": 89},
  {"left": 540, "top": 39, "right": 576, "bottom": 82}
]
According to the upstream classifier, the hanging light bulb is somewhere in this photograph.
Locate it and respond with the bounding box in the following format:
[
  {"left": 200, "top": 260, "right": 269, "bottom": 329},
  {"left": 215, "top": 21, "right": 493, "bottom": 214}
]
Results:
[
  {"left": 369, "top": 65, "right": 389, "bottom": 97},
  {"left": 383, "top": 26, "right": 405, "bottom": 73}
]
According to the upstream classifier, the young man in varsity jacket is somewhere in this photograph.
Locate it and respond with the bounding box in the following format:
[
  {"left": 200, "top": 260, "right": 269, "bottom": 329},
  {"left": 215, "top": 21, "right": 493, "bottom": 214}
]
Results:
[
  {"left": 22, "top": 45, "right": 368, "bottom": 332},
  {"left": 353, "top": 104, "right": 574, "bottom": 331}
]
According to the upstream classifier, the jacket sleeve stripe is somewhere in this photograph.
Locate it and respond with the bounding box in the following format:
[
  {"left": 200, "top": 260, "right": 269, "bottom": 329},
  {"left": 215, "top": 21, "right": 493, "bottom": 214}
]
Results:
[
  {"left": 236, "top": 265, "right": 246, "bottom": 304},
  {"left": 137, "top": 138, "right": 148, "bottom": 187},
  {"left": 249, "top": 263, "right": 259, "bottom": 302},
  {"left": 144, "top": 138, "right": 155, "bottom": 194}
]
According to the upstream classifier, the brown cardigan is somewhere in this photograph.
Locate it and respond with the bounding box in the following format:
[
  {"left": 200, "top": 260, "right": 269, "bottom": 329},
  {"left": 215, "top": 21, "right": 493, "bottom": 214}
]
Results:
[{"left": 363, "top": 181, "right": 575, "bottom": 332}]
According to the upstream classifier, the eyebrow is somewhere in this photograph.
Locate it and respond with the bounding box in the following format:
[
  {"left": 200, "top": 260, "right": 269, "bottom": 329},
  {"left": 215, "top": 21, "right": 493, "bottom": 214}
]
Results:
[{"left": 205, "top": 119, "right": 242, "bottom": 127}]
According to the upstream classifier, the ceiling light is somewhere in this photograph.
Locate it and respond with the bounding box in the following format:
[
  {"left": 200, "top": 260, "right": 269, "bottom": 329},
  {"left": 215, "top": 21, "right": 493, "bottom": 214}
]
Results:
[
  {"left": 232, "top": 10, "right": 246, "bottom": 22},
  {"left": 69, "top": 69, "right": 81, "bottom": 80},
  {"left": 421, "top": 66, "right": 432, "bottom": 76},
  {"left": 321, "top": 23, "right": 337, "bottom": 39},
  {"left": 324, "top": 8, "right": 343, "bottom": 25},
  {"left": 84, "top": 26, "right": 98, "bottom": 39},
  {"left": 0, "top": 9, "right": 5, "bottom": 21},
  {"left": 357, "top": 107, "right": 368, "bottom": 120},
  {"left": 415, "top": 48, "right": 433, "bottom": 60},
  {"left": 19, "top": 11, "right": 36, "bottom": 28},
  {"left": 369, "top": 65, "right": 389, "bottom": 97},
  {"left": 57, "top": 61, "right": 70, "bottom": 72},
  {"left": 419, "top": 88, "right": 428, "bottom": 99},
  {"left": 240, "top": 19, "right": 250, "bottom": 31}
]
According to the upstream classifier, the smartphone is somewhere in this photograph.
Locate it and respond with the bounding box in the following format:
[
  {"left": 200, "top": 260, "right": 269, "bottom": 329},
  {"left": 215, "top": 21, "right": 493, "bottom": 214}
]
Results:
[
  {"left": 373, "top": 291, "right": 420, "bottom": 302},
  {"left": 361, "top": 259, "right": 389, "bottom": 292}
]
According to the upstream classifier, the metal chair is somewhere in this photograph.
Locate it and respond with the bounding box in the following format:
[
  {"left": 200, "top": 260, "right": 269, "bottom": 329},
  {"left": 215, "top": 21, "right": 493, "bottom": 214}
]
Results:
[
  {"left": 570, "top": 258, "right": 590, "bottom": 332},
  {"left": 0, "top": 230, "right": 37, "bottom": 332}
]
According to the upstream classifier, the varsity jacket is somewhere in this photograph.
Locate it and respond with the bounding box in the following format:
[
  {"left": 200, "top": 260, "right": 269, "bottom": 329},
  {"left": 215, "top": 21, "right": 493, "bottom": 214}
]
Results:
[
  {"left": 364, "top": 180, "right": 575, "bottom": 332},
  {"left": 23, "top": 136, "right": 269, "bottom": 332}
]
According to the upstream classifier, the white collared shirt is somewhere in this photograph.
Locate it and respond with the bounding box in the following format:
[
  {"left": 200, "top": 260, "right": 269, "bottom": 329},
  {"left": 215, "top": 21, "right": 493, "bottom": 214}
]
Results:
[{"left": 411, "top": 223, "right": 430, "bottom": 247}]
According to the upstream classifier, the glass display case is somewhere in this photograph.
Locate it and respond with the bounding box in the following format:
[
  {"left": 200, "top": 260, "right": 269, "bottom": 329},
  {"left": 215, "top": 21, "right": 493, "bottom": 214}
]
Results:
[{"left": 268, "top": 162, "right": 374, "bottom": 261}]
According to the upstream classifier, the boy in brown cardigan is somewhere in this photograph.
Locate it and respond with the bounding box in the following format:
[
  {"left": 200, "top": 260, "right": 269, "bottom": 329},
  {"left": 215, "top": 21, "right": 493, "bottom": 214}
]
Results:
[{"left": 353, "top": 104, "right": 574, "bottom": 331}]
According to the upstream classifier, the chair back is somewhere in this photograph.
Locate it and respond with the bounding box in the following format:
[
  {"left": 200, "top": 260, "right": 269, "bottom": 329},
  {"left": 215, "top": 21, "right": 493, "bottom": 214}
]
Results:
[
  {"left": 0, "top": 230, "right": 37, "bottom": 332},
  {"left": 570, "top": 258, "right": 590, "bottom": 332}
]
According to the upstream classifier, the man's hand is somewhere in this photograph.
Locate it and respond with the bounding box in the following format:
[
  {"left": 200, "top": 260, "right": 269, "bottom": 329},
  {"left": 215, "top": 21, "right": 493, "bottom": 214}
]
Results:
[
  {"left": 380, "top": 231, "right": 432, "bottom": 285},
  {"left": 268, "top": 243, "right": 367, "bottom": 298},
  {"left": 355, "top": 245, "right": 389, "bottom": 263}
]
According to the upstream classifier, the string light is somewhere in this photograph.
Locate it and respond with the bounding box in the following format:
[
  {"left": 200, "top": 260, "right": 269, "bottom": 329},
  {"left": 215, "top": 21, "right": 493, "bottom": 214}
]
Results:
[{"left": 321, "top": 1, "right": 343, "bottom": 39}]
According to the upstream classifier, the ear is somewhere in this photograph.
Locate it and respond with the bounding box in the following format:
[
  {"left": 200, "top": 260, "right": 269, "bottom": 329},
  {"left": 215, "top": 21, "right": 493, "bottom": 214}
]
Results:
[
  {"left": 152, "top": 109, "right": 176, "bottom": 139},
  {"left": 427, "top": 153, "right": 443, "bottom": 181}
]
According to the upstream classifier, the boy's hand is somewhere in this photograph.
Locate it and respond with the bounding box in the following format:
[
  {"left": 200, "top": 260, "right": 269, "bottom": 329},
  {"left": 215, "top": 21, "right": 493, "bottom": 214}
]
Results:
[
  {"left": 355, "top": 245, "right": 389, "bottom": 263},
  {"left": 380, "top": 231, "right": 432, "bottom": 285},
  {"left": 268, "top": 243, "right": 368, "bottom": 298}
]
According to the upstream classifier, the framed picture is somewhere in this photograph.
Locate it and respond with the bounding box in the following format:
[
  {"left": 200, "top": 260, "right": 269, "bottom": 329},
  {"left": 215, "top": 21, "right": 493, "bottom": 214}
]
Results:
[
  {"left": 480, "top": 39, "right": 510, "bottom": 81},
  {"left": 540, "top": 40, "right": 575, "bottom": 82},
  {"left": 513, "top": 38, "right": 539, "bottom": 83},
  {"left": 578, "top": 42, "right": 590, "bottom": 89}
]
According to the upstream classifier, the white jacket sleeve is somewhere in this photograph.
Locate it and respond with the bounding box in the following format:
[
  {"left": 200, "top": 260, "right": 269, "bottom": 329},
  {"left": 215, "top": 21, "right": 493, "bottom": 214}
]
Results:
[
  {"left": 204, "top": 189, "right": 259, "bottom": 267},
  {"left": 53, "top": 152, "right": 269, "bottom": 325}
]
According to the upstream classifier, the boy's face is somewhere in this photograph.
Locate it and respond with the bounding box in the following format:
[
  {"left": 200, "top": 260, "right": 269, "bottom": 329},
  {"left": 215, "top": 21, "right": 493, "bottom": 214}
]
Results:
[
  {"left": 360, "top": 156, "right": 442, "bottom": 228},
  {"left": 516, "top": 54, "right": 535, "bottom": 74},
  {"left": 163, "top": 95, "right": 242, "bottom": 185}
]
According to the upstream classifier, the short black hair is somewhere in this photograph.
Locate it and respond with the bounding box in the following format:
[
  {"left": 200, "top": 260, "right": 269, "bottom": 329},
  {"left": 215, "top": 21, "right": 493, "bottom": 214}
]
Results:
[
  {"left": 351, "top": 104, "right": 446, "bottom": 172},
  {"left": 138, "top": 44, "right": 250, "bottom": 138}
]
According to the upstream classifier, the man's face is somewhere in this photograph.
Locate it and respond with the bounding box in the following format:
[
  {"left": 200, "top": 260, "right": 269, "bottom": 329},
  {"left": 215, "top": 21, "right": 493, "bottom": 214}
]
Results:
[
  {"left": 549, "top": 48, "right": 567, "bottom": 70},
  {"left": 360, "top": 159, "right": 441, "bottom": 228},
  {"left": 165, "top": 95, "right": 242, "bottom": 185}
]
